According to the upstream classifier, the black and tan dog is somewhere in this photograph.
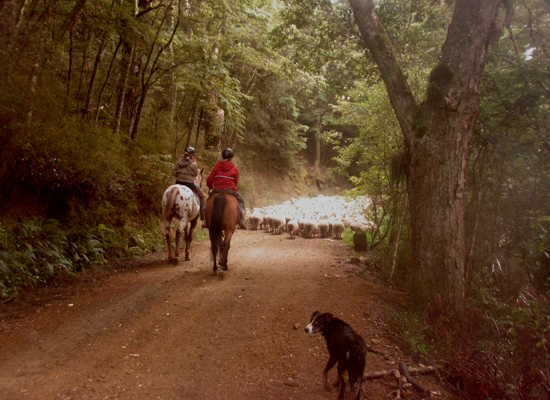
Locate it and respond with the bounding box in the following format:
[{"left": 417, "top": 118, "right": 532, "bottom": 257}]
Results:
[{"left": 305, "top": 311, "right": 366, "bottom": 400}]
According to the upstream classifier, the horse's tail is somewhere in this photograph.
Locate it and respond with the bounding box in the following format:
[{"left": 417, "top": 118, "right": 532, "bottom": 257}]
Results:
[
  {"left": 210, "top": 194, "right": 227, "bottom": 259},
  {"left": 162, "top": 187, "right": 179, "bottom": 227}
]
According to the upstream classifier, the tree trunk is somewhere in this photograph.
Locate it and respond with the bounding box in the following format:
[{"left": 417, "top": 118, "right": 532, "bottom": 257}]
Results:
[
  {"left": 194, "top": 107, "right": 204, "bottom": 151},
  {"left": 112, "top": 41, "right": 134, "bottom": 136},
  {"left": 84, "top": 33, "right": 107, "bottom": 116},
  {"left": 185, "top": 92, "right": 200, "bottom": 148},
  {"left": 390, "top": 192, "right": 408, "bottom": 278},
  {"left": 55, "top": 0, "right": 87, "bottom": 42},
  {"left": 465, "top": 146, "right": 488, "bottom": 280},
  {"left": 348, "top": 0, "right": 507, "bottom": 313},
  {"left": 406, "top": 112, "right": 469, "bottom": 311},
  {"left": 95, "top": 38, "right": 122, "bottom": 123},
  {"left": 66, "top": 25, "right": 74, "bottom": 112},
  {"left": 314, "top": 113, "right": 322, "bottom": 169},
  {"left": 129, "top": 1, "right": 179, "bottom": 140},
  {"left": 168, "top": 3, "right": 177, "bottom": 145},
  {"left": 76, "top": 31, "right": 93, "bottom": 113},
  {"left": 130, "top": 85, "right": 148, "bottom": 140}
]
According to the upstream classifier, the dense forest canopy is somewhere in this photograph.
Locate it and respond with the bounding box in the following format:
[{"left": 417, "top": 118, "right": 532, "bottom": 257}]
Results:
[{"left": 0, "top": 0, "right": 549, "bottom": 397}]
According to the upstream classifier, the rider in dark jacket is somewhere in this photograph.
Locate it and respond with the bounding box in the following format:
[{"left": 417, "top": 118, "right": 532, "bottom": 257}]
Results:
[
  {"left": 206, "top": 148, "right": 247, "bottom": 228},
  {"left": 172, "top": 146, "right": 206, "bottom": 220}
]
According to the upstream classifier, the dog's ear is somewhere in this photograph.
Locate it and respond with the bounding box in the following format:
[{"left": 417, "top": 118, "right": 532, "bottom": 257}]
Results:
[{"left": 324, "top": 313, "right": 334, "bottom": 322}]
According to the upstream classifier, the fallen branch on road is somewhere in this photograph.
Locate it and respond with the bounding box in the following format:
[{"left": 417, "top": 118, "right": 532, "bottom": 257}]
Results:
[
  {"left": 363, "top": 364, "right": 441, "bottom": 398},
  {"left": 399, "top": 362, "right": 431, "bottom": 395}
]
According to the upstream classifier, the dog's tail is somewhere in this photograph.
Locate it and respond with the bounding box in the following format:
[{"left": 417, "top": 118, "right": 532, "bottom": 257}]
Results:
[{"left": 349, "top": 335, "right": 367, "bottom": 400}]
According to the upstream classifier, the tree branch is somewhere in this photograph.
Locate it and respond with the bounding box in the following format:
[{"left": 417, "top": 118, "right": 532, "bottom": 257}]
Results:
[{"left": 347, "top": 0, "right": 417, "bottom": 149}]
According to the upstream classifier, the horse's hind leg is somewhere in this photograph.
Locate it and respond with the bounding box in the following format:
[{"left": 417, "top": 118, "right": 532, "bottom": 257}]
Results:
[
  {"left": 174, "top": 228, "right": 181, "bottom": 258},
  {"left": 220, "top": 241, "right": 229, "bottom": 270},
  {"left": 212, "top": 252, "right": 219, "bottom": 275},
  {"left": 165, "top": 218, "right": 174, "bottom": 262},
  {"left": 184, "top": 226, "right": 190, "bottom": 261},
  {"left": 211, "top": 237, "right": 219, "bottom": 275},
  {"left": 166, "top": 231, "right": 173, "bottom": 262},
  {"left": 175, "top": 219, "right": 188, "bottom": 259},
  {"left": 220, "top": 231, "right": 234, "bottom": 271},
  {"left": 219, "top": 243, "right": 226, "bottom": 270}
]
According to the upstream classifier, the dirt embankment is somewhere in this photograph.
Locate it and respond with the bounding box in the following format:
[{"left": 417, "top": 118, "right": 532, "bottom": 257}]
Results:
[{"left": 0, "top": 228, "right": 450, "bottom": 400}]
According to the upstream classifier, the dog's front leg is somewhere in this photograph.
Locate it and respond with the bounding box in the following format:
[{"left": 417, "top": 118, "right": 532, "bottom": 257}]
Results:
[{"left": 323, "top": 356, "right": 338, "bottom": 391}]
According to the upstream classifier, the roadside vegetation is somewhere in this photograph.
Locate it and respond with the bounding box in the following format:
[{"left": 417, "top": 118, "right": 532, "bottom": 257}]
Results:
[{"left": 0, "top": 0, "right": 549, "bottom": 398}]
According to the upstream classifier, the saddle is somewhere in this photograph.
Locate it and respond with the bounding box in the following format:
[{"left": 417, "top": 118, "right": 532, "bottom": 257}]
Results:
[
  {"left": 209, "top": 188, "right": 246, "bottom": 220},
  {"left": 176, "top": 182, "right": 201, "bottom": 202},
  {"left": 209, "top": 188, "right": 243, "bottom": 201}
]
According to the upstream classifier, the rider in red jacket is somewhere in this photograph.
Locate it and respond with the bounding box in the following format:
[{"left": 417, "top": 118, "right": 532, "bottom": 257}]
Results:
[
  {"left": 206, "top": 148, "right": 246, "bottom": 228},
  {"left": 206, "top": 154, "right": 239, "bottom": 191}
]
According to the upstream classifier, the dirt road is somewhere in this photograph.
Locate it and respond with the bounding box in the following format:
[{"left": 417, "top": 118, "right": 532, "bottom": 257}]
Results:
[{"left": 0, "top": 228, "right": 444, "bottom": 399}]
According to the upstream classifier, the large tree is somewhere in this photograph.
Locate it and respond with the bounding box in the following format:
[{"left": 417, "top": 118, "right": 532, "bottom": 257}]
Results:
[{"left": 347, "top": 0, "right": 510, "bottom": 313}]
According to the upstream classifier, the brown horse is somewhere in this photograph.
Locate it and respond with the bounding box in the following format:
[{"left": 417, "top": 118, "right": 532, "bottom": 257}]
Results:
[
  {"left": 204, "top": 192, "right": 239, "bottom": 274},
  {"left": 161, "top": 170, "right": 203, "bottom": 263}
]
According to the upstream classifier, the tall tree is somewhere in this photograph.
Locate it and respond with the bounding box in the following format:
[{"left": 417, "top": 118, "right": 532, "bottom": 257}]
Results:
[
  {"left": 271, "top": 0, "right": 364, "bottom": 169},
  {"left": 348, "top": 0, "right": 510, "bottom": 313}
]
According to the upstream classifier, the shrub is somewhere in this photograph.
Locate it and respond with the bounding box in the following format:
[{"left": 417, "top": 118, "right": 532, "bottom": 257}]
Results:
[{"left": 0, "top": 217, "right": 165, "bottom": 298}]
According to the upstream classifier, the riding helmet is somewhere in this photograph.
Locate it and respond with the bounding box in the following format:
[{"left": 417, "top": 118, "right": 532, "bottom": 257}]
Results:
[
  {"left": 221, "top": 148, "right": 233, "bottom": 159},
  {"left": 185, "top": 146, "right": 196, "bottom": 155}
]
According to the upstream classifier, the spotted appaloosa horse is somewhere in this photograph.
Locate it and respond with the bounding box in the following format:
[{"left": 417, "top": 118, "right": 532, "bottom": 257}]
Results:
[{"left": 161, "top": 170, "right": 203, "bottom": 263}]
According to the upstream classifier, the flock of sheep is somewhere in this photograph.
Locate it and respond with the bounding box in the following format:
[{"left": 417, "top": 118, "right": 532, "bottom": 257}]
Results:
[{"left": 246, "top": 195, "right": 373, "bottom": 239}]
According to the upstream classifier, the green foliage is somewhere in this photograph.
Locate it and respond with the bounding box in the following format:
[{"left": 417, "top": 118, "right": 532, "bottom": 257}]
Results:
[
  {"left": 389, "top": 308, "right": 436, "bottom": 361},
  {"left": 522, "top": 214, "right": 550, "bottom": 293},
  {"left": 503, "top": 298, "right": 550, "bottom": 381},
  {"left": 0, "top": 217, "right": 166, "bottom": 298},
  {"left": 241, "top": 73, "right": 309, "bottom": 170},
  {"left": 463, "top": 0, "right": 550, "bottom": 303},
  {"left": 341, "top": 227, "right": 354, "bottom": 247},
  {"left": 330, "top": 77, "right": 409, "bottom": 262}
]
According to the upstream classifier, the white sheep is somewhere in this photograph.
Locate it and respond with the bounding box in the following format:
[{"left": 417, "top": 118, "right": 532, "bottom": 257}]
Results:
[
  {"left": 287, "top": 219, "right": 298, "bottom": 239},
  {"left": 332, "top": 220, "right": 345, "bottom": 239}
]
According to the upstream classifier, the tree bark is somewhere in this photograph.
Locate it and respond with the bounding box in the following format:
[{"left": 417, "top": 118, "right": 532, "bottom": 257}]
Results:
[
  {"left": 168, "top": 3, "right": 177, "bottom": 146},
  {"left": 129, "top": 0, "right": 179, "bottom": 140},
  {"left": 130, "top": 85, "right": 148, "bottom": 141},
  {"left": 84, "top": 33, "right": 107, "bottom": 116},
  {"left": 66, "top": 25, "right": 74, "bottom": 112},
  {"left": 185, "top": 92, "right": 200, "bottom": 148},
  {"left": 76, "top": 31, "right": 94, "bottom": 113},
  {"left": 314, "top": 112, "right": 322, "bottom": 169},
  {"left": 55, "top": 0, "right": 87, "bottom": 42},
  {"left": 95, "top": 38, "right": 122, "bottom": 123},
  {"left": 348, "top": 0, "right": 507, "bottom": 313},
  {"left": 112, "top": 41, "right": 134, "bottom": 136},
  {"left": 465, "top": 145, "right": 488, "bottom": 280},
  {"left": 390, "top": 192, "right": 408, "bottom": 278}
]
